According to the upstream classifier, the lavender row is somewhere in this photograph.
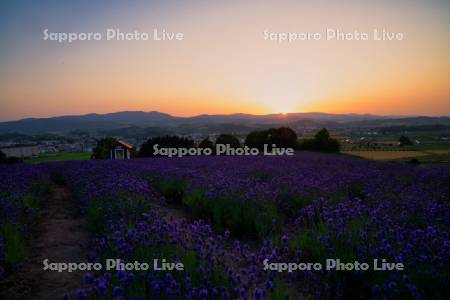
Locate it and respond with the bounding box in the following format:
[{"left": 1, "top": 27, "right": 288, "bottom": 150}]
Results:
[{"left": 0, "top": 163, "right": 49, "bottom": 280}]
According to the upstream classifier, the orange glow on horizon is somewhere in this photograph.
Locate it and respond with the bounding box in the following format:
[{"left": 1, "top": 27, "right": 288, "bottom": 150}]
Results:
[{"left": 0, "top": 1, "right": 449, "bottom": 121}]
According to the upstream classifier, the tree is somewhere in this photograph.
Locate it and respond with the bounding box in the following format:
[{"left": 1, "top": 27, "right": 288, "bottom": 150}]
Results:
[
  {"left": 399, "top": 135, "right": 413, "bottom": 147},
  {"left": 0, "top": 151, "right": 21, "bottom": 164},
  {"left": 298, "top": 128, "right": 340, "bottom": 152},
  {"left": 313, "top": 128, "right": 334, "bottom": 150},
  {"left": 215, "top": 134, "right": 241, "bottom": 149},
  {"left": 199, "top": 138, "right": 214, "bottom": 151},
  {"left": 139, "top": 136, "right": 195, "bottom": 157},
  {"left": 245, "top": 130, "right": 268, "bottom": 151},
  {"left": 245, "top": 127, "right": 298, "bottom": 150},
  {"left": 92, "top": 137, "right": 116, "bottom": 159},
  {"left": 268, "top": 127, "right": 297, "bottom": 148}
]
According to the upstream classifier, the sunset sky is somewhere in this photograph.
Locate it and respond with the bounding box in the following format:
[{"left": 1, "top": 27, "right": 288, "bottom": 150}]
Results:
[{"left": 0, "top": 0, "right": 449, "bottom": 121}]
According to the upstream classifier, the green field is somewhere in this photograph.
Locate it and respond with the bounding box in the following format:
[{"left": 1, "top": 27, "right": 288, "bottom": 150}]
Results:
[
  {"left": 341, "top": 137, "right": 450, "bottom": 151},
  {"left": 25, "top": 152, "right": 91, "bottom": 163},
  {"left": 407, "top": 142, "right": 450, "bottom": 151}
]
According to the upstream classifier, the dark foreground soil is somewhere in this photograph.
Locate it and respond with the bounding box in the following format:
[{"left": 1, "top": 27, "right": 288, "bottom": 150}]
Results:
[{"left": 21, "top": 185, "right": 88, "bottom": 299}]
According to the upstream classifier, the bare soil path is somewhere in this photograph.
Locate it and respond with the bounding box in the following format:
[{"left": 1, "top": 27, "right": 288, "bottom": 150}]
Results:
[{"left": 23, "top": 185, "right": 88, "bottom": 299}]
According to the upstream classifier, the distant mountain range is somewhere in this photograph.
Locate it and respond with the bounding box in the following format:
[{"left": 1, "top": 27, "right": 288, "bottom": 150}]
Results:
[{"left": 0, "top": 111, "right": 449, "bottom": 134}]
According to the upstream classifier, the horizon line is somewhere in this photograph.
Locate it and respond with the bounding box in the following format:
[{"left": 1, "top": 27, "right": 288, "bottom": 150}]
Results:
[{"left": 2, "top": 110, "right": 449, "bottom": 123}]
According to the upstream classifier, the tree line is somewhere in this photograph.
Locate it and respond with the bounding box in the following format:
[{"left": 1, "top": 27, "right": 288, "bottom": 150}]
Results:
[
  {"left": 0, "top": 151, "right": 21, "bottom": 164},
  {"left": 93, "top": 127, "right": 341, "bottom": 159}
]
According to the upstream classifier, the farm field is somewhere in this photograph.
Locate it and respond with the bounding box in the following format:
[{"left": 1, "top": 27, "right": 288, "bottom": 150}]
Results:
[
  {"left": 340, "top": 139, "right": 450, "bottom": 153},
  {"left": 24, "top": 152, "right": 91, "bottom": 164},
  {"left": 343, "top": 151, "right": 430, "bottom": 160},
  {"left": 399, "top": 153, "right": 450, "bottom": 164},
  {"left": 411, "top": 142, "right": 450, "bottom": 151},
  {"left": 0, "top": 153, "right": 449, "bottom": 299},
  {"left": 422, "top": 150, "right": 450, "bottom": 155}
]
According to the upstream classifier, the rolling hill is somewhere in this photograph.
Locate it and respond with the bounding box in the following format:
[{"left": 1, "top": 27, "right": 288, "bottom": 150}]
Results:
[{"left": 0, "top": 111, "right": 448, "bottom": 134}]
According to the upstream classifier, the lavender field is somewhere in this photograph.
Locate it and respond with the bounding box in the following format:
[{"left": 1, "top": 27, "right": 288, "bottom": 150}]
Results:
[{"left": 1, "top": 153, "right": 449, "bottom": 299}]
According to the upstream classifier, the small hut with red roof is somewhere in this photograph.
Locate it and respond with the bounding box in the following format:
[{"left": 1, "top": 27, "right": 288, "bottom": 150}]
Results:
[{"left": 110, "top": 140, "right": 133, "bottom": 160}]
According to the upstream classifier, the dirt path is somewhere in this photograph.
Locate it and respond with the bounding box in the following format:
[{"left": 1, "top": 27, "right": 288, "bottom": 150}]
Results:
[{"left": 23, "top": 185, "right": 88, "bottom": 299}]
